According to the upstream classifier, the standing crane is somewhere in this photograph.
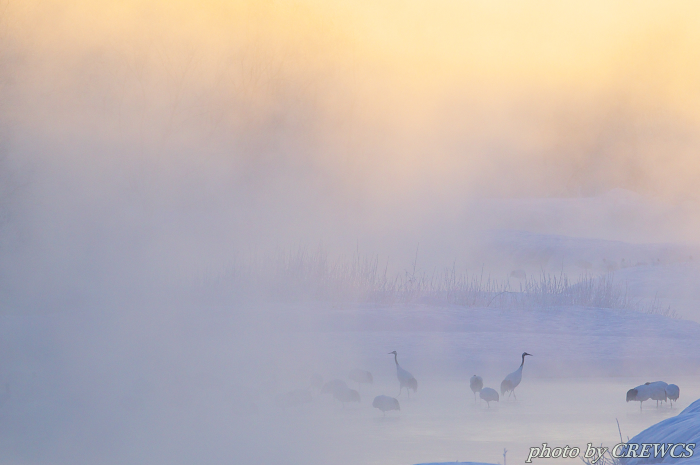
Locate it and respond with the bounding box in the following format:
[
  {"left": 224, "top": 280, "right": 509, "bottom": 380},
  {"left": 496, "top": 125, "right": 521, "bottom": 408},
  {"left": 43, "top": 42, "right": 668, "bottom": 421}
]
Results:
[
  {"left": 500, "top": 352, "right": 532, "bottom": 400},
  {"left": 470, "top": 375, "right": 483, "bottom": 403},
  {"left": 389, "top": 351, "right": 418, "bottom": 398},
  {"left": 666, "top": 384, "right": 680, "bottom": 407}
]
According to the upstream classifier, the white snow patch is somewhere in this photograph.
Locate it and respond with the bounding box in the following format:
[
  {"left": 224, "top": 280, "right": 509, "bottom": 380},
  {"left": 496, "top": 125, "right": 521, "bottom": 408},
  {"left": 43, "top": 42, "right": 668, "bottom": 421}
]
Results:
[{"left": 622, "top": 398, "right": 700, "bottom": 464}]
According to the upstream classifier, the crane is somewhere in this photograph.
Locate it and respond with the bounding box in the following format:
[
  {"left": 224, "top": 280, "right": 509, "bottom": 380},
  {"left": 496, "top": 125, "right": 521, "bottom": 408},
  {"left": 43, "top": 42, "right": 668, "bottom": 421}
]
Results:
[
  {"left": 322, "top": 379, "right": 349, "bottom": 396},
  {"left": 470, "top": 375, "right": 483, "bottom": 403},
  {"left": 500, "top": 352, "right": 531, "bottom": 400},
  {"left": 646, "top": 381, "right": 668, "bottom": 407},
  {"left": 480, "top": 387, "right": 499, "bottom": 407},
  {"left": 666, "top": 384, "right": 680, "bottom": 407},
  {"left": 626, "top": 383, "right": 652, "bottom": 410},
  {"left": 333, "top": 386, "right": 361, "bottom": 407},
  {"left": 348, "top": 369, "right": 373, "bottom": 390},
  {"left": 372, "top": 395, "right": 400, "bottom": 416},
  {"left": 389, "top": 351, "right": 418, "bottom": 397}
]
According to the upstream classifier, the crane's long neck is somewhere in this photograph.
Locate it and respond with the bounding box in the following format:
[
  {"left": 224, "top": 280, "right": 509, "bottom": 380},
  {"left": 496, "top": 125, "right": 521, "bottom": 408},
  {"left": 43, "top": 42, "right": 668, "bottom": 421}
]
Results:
[
  {"left": 394, "top": 353, "right": 399, "bottom": 366},
  {"left": 520, "top": 354, "right": 526, "bottom": 367}
]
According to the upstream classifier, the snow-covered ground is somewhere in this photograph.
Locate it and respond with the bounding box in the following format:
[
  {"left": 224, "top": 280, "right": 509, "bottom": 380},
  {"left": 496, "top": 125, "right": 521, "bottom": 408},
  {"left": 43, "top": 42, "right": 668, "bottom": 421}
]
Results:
[
  {"left": 622, "top": 398, "right": 700, "bottom": 465},
  {"left": 482, "top": 229, "right": 696, "bottom": 276},
  {"left": 468, "top": 229, "right": 700, "bottom": 321}
]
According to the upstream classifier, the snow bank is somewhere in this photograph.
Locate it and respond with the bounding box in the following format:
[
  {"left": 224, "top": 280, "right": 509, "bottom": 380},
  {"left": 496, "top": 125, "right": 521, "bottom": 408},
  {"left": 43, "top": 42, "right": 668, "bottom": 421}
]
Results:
[{"left": 621, "top": 399, "right": 700, "bottom": 464}]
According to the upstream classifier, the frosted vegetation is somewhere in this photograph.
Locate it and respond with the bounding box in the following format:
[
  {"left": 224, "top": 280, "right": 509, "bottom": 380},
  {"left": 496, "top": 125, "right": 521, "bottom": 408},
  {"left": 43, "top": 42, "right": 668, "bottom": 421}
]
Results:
[{"left": 198, "top": 247, "right": 676, "bottom": 317}]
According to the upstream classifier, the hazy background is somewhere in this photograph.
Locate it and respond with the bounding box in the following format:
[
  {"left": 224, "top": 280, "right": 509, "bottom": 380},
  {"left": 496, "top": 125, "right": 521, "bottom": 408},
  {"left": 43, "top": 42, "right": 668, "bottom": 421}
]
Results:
[
  {"left": 2, "top": 0, "right": 700, "bottom": 300},
  {"left": 2, "top": 2, "right": 700, "bottom": 464}
]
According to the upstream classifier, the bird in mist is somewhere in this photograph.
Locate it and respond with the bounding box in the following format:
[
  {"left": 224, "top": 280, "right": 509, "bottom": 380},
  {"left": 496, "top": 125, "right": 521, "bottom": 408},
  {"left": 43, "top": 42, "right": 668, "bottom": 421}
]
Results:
[
  {"left": 645, "top": 381, "right": 668, "bottom": 407},
  {"left": 626, "top": 383, "right": 652, "bottom": 410},
  {"left": 480, "top": 387, "right": 499, "bottom": 407},
  {"left": 470, "top": 375, "right": 483, "bottom": 403},
  {"left": 310, "top": 373, "right": 324, "bottom": 392},
  {"left": 389, "top": 351, "right": 418, "bottom": 398},
  {"left": 666, "top": 384, "right": 680, "bottom": 407},
  {"left": 500, "top": 352, "right": 532, "bottom": 400},
  {"left": 321, "top": 379, "right": 349, "bottom": 396},
  {"left": 348, "top": 369, "right": 373, "bottom": 390},
  {"left": 333, "top": 386, "right": 361, "bottom": 407},
  {"left": 372, "top": 395, "right": 400, "bottom": 416},
  {"left": 276, "top": 389, "right": 313, "bottom": 408}
]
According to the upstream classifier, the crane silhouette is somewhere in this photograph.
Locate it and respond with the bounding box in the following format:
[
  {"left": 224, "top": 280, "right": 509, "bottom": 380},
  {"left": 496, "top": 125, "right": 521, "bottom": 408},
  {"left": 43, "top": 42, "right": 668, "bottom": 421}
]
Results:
[
  {"left": 470, "top": 375, "right": 483, "bottom": 403},
  {"left": 480, "top": 387, "right": 499, "bottom": 407},
  {"left": 372, "top": 395, "right": 400, "bottom": 416},
  {"left": 389, "top": 351, "right": 417, "bottom": 397},
  {"left": 500, "top": 352, "right": 531, "bottom": 400}
]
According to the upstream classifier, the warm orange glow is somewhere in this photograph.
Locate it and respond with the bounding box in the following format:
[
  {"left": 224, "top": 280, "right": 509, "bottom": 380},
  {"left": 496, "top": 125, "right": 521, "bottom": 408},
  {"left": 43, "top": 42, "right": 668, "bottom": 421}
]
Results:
[{"left": 5, "top": 0, "right": 700, "bottom": 204}]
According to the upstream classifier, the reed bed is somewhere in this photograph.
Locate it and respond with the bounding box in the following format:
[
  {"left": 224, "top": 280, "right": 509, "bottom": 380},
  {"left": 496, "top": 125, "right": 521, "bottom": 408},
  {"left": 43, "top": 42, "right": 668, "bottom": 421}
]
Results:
[{"left": 196, "top": 248, "right": 676, "bottom": 316}]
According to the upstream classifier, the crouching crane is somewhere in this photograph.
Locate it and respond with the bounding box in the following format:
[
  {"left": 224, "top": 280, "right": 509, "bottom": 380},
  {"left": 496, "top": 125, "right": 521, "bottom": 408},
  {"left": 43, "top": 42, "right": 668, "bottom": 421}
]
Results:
[
  {"left": 373, "top": 395, "right": 400, "bottom": 416},
  {"left": 480, "top": 387, "right": 499, "bottom": 408},
  {"left": 646, "top": 381, "right": 668, "bottom": 407},
  {"left": 321, "top": 379, "right": 348, "bottom": 396},
  {"left": 626, "top": 383, "right": 652, "bottom": 410},
  {"left": 348, "top": 369, "right": 373, "bottom": 390},
  {"left": 333, "top": 386, "right": 361, "bottom": 407}
]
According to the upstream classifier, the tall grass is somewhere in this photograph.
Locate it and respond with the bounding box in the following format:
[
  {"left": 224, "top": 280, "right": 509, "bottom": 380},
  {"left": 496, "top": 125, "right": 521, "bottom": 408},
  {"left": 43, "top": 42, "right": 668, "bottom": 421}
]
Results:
[{"left": 197, "top": 247, "right": 675, "bottom": 316}]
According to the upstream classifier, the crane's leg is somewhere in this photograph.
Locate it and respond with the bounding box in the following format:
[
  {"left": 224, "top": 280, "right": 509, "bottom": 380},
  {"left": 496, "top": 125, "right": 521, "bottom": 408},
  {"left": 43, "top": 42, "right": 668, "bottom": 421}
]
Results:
[{"left": 513, "top": 390, "right": 517, "bottom": 401}]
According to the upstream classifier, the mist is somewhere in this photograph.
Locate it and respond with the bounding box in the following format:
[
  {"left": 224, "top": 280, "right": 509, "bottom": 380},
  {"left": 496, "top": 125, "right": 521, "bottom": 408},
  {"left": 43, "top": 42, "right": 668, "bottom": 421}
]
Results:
[{"left": 2, "top": 1, "right": 700, "bottom": 464}]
